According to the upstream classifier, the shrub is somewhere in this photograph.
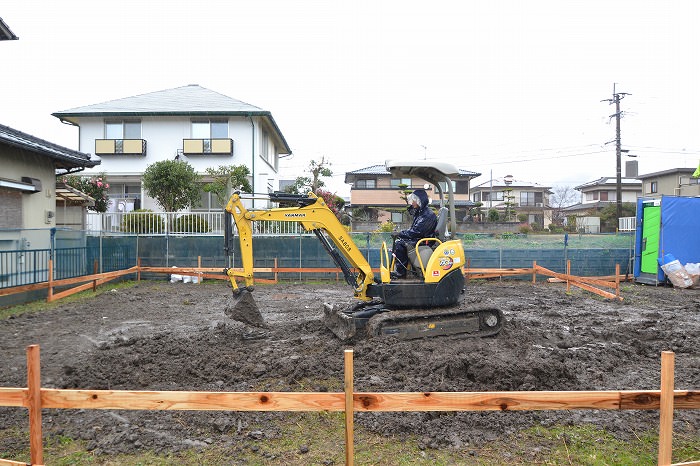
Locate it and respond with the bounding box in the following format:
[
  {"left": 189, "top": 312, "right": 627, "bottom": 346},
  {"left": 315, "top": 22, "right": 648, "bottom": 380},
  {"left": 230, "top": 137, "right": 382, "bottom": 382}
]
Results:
[
  {"left": 376, "top": 221, "right": 397, "bottom": 233},
  {"left": 173, "top": 214, "right": 211, "bottom": 233},
  {"left": 519, "top": 224, "right": 532, "bottom": 234},
  {"left": 121, "top": 210, "right": 165, "bottom": 234}
]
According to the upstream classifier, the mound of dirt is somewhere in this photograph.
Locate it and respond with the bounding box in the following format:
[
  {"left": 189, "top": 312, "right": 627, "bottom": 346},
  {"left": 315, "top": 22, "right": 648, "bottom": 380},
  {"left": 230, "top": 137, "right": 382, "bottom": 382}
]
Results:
[{"left": 1, "top": 280, "right": 699, "bottom": 456}]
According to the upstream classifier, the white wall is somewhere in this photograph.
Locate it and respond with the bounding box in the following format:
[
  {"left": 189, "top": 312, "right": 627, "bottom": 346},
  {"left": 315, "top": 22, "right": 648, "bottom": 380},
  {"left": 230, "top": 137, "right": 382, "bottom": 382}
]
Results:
[{"left": 76, "top": 115, "right": 280, "bottom": 209}]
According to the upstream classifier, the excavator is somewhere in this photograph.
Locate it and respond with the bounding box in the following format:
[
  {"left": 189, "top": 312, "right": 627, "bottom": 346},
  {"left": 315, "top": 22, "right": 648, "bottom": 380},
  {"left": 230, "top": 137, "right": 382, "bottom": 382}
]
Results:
[{"left": 222, "top": 160, "right": 503, "bottom": 340}]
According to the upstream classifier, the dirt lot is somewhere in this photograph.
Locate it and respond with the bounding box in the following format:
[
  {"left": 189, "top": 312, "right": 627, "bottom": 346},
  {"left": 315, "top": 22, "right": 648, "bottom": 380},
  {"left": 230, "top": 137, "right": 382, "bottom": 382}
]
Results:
[{"left": 1, "top": 278, "right": 699, "bottom": 459}]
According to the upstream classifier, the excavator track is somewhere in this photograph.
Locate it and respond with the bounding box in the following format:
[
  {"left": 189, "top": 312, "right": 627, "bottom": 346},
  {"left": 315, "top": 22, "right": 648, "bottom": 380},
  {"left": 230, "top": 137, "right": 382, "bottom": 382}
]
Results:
[
  {"left": 323, "top": 301, "right": 503, "bottom": 340},
  {"left": 366, "top": 306, "right": 503, "bottom": 339}
]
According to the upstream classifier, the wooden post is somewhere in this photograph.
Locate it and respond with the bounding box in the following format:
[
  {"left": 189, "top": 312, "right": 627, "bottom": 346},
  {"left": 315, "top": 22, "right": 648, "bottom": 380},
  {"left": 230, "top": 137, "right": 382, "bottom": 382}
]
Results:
[
  {"left": 274, "top": 258, "right": 278, "bottom": 283},
  {"left": 532, "top": 260, "right": 536, "bottom": 284},
  {"left": 197, "top": 256, "right": 203, "bottom": 284},
  {"left": 466, "top": 258, "right": 471, "bottom": 285},
  {"left": 658, "top": 351, "right": 675, "bottom": 466},
  {"left": 615, "top": 264, "right": 620, "bottom": 299},
  {"left": 92, "top": 260, "right": 99, "bottom": 292},
  {"left": 26, "top": 345, "right": 43, "bottom": 466},
  {"left": 137, "top": 257, "right": 142, "bottom": 281},
  {"left": 344, "top": 349, "right": 354, "bottom": 466},
  {"left": 47, "top": 259, "right": 53, "bottom": 303},
  {"left": 566, "top": 260, "right": 571, "bottom": 293}
]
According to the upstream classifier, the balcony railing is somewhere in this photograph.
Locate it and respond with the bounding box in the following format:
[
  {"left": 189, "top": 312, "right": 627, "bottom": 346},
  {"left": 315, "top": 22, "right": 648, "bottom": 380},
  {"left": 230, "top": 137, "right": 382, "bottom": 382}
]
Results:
[
  {"left": 182, "top": 138, "right": 233, "bottom": 155},
  {"left": 95, "top": 139, "right": 147, "bottom": 156},
  {"left": 85, "top": 211, "right": 304, "bottom": 236}
]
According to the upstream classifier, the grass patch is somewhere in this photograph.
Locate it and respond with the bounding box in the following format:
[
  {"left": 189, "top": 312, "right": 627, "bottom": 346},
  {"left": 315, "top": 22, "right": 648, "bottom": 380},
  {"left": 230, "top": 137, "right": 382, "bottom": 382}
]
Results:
[{"left": 2, "top": 422, "right": 698, "bottom": 465}]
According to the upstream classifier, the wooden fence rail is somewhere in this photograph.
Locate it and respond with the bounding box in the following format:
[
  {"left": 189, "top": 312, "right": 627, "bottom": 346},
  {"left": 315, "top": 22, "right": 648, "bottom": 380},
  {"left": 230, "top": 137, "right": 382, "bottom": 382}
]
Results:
[
  {"left": 0, "top": 347, "right": 698, "bottom": 465},
  {"left": 0, "top": 257, "right": 630, "bottom": 304}
]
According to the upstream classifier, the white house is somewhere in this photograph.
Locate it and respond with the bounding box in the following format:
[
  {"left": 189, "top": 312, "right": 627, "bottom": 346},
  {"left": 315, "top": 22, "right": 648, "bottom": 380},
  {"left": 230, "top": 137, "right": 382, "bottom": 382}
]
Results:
[{"left": 52, "top": 85, "right": 292, "bottom": 211}]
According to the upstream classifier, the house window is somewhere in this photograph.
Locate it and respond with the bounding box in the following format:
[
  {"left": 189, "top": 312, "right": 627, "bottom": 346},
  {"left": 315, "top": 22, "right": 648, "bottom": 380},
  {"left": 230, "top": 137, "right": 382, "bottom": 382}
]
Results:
[
  {"left": 192, "top": 120, "right": 228, "bottom": 139},
  {"left": 192, "top": 185, "right": 223, "bottom": 212},
  {"left": 599, "top": 191, "right": 608, "bottom": 201},
  {"left": 390, "top": 212, "right": 404, "bottom": 223},
  {"left": 520, "top": 191, "right": 543, "bottom": 206},
  {"left": 585, "top": 192, "right": 598, "bottom": 201},
  {"left": 645, "top": 181, "right": 658, "bottom": 194},
  {"left": 481, "top": 191, "right": 504, "bottom": 202},
  {"left": 108, "top": 183, "right": 141, "bottom": 200},
  {"left": 390, "top": 178, "right": 411, "bottom": 188},
  {"left": 260, "top": 127, "right": 277, "bottom": 167},
  {"left": 105, "top": 120, "right": 141, "bottom": 139},
  {"left": 434, "top": 181, "right": 456, "bottom": 194},
  {"left": 455, "top": 181, "right": 470, "bottom": 194},
  {"left": 355, "top": 179, "right": 376, "bottom": 189}
]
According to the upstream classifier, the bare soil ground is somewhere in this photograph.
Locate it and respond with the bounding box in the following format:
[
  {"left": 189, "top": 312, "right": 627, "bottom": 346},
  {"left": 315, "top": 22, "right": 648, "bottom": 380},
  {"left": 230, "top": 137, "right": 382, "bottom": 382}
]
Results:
[{"left": 1, "top": 279, "right": 699, "bottom": 458}]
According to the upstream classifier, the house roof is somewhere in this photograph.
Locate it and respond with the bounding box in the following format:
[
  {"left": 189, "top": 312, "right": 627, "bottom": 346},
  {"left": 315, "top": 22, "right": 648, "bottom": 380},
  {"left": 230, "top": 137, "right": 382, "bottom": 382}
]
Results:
[
  {"left": 472, "top": 180, "right": 552, "bottom": 191},
  {"left": 344, "top": 164, "right": 480, "bottom": 183},
  {"left": 561, "top": 201, "right": 615, "bottom": 212},
  {"left": 0, "top": 123, "right": 99, "bottom": 174},
  {"left": 575, "top": 176, "right": 641, "bottom": 190},
  {"left": 636, "top": 167, "right": 696, "bottom": 180},
  {"left": 0, "top": 17, "right": 18, "bottom": 40},
  {"left": 52, "top": 84, "right": 292, "bottom": 154},
  {"left": 55, "top": 182, "right": 95, "bottom": 206}
]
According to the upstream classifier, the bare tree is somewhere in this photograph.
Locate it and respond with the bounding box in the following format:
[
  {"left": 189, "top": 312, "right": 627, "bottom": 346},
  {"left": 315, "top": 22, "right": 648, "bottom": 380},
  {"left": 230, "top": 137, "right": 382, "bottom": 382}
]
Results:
[{"left": 548, "top": 185, "right": 579, "bottom": 225}]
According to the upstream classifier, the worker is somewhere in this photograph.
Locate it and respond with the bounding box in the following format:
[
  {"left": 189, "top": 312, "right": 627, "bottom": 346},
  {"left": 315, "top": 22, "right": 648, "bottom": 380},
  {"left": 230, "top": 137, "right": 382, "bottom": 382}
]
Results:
[{"left": 391, "top": 189, "right": 437, "bottom": 279}]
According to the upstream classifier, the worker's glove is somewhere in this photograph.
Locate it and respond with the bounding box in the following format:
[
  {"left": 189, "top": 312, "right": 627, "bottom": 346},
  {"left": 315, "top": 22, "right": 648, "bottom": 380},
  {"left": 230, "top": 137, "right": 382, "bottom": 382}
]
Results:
[{"left": 390, "top": 230, "right": 401, "bottom": 238}]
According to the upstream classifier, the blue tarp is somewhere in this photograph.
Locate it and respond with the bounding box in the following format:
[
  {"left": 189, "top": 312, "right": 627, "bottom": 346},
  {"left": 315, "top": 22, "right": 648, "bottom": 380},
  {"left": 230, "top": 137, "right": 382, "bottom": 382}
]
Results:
[{"left": 634, "top": 195, "right": 700, "bottom": 283}]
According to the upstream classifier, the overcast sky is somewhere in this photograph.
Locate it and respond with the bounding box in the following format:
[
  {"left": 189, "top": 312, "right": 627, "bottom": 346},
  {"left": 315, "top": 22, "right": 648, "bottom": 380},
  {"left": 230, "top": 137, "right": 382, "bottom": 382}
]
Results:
[{"left": 2, "top": 1, "right": 699, "bottom": 197}]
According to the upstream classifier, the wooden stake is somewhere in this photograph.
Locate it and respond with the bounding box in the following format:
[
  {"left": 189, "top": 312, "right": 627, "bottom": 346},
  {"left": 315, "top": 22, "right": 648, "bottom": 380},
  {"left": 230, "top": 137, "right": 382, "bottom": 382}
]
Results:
[
  {"left": 532, "top": 260, "right": 536, "bottom": 284},
  {"left": 26, "top": 345, "right": 43, "bottom": 466},
  {"left": 137, "top": 257, "right": 142, "bottom": 281},
  {"left": 566, "top": 260, "right": 571, "bottom": 293},
  {"left": 92, "top": 260, "right": 99, "bottom": 292},
  {"left": 344, "top": 349, "right": 354, "bottom": 466},
  {"left": 197, "top": 256, "right": 202, "bottom": 284},
  {"left": 658, "top": 351, "right": 674, "bottom": 466},
  {"left": 615, "top": 264, "right": 620, "bottom": 299}
]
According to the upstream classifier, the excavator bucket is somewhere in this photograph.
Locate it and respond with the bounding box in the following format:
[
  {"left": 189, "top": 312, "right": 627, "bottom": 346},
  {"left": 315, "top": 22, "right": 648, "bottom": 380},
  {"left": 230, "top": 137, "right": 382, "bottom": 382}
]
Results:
[
  {"left": 322, "top": 303, "right": 357, "bottom": 340},
  {"left": 224, "top": 289, "right": 268, "bottom": 328}
]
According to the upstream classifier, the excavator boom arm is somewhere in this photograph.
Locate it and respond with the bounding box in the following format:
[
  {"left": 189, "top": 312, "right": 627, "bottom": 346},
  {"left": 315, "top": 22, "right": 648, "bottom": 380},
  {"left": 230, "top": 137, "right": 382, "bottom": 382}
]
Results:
[{"left": 224, "top": 192, "right": 376, "bottom": 300}]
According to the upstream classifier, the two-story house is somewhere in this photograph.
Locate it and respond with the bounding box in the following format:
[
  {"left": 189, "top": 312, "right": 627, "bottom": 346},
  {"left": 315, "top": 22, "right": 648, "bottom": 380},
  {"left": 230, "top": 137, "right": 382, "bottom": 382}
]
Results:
[
  {"left": 470, "top": 175, "right": 552, "bottom": 229},
  {"left": 637, "top": 167, "right": 700, "bottom": 198},
  {"left": 52, "top": 85, "right": 292, "bottom": 211},
  {"left": 344, "top": 164, "right": 479, "bottom": 231}
]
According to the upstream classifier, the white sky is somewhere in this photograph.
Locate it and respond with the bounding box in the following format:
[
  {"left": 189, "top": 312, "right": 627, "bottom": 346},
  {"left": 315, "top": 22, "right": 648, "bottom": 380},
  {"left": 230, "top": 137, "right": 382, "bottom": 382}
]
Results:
[{"left": 2, "top": 1, "right": 699, "bottom": 197}]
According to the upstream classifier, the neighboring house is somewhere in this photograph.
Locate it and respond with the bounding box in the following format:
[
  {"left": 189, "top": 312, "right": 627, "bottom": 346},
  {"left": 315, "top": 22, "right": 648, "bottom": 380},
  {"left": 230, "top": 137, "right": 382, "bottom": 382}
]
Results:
[
  {"left": 52, "top": 84, "right": 292, "bottom": 212},
  {"left": 637, "top": 167, "right": 700, "bottom": 199},
  {"left": 470, "top": 175, "right": 552, "bottom": 229},
  {"left": 0, "top": 123, "right": 99, "bottom": 251},
  {"left": 563, "top": 160, "right": 642, "bottom": 217},
  {"left": 344, "top": 164, "right": 479, "bottom": 230},
  {"left": 0, "top": 16, "right": 19, "bottom": 41}
]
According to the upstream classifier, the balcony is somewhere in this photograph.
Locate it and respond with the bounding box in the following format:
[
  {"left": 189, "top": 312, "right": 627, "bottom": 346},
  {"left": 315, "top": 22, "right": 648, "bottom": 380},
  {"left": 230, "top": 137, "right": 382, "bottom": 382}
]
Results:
[
  {"left": 95, "top": 139, "right": 147, "bottom": 156},
  {"left": 182, "top": 138, "right": 233, "bottom": 156}
]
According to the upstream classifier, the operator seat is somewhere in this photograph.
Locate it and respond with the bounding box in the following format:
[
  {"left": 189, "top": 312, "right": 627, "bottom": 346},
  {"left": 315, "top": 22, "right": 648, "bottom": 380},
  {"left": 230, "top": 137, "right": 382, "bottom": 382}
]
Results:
[{"left": 407, "top": 207, "right": 449, "bottom": 274}]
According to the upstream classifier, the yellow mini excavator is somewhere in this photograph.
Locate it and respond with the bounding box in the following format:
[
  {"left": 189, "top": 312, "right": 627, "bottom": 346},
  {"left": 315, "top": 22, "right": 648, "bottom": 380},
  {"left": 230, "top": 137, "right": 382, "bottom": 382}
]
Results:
[{"left": 222, "top": 160, "right": 503, "bottom": 340}]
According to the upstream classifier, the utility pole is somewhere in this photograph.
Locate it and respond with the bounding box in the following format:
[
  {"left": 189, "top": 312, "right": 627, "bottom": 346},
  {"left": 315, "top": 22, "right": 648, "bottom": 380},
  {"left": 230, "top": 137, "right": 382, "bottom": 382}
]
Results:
[{"left": 602, "top": 84, "right": 630, "bottom": 224}]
